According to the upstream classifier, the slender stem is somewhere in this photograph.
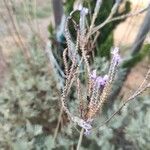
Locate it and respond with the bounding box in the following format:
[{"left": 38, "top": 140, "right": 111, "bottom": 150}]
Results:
[
  {"left": 89, "top": 0, "right": 102, "bottom": 35},
  {"left": 91, "top": 5, "right": 149, "bottom": 36},
  {"left": 76, "top": 128, "right": 84, "bottom": 150},
  {"left": 96, "top": 78, "right": 150, "bottom": 130},
  {"left": 3, "top": 0, "right": 31, "bottom": 60},
  {"left": 54, "top": 107, "right": 63, "bottom": 142}
]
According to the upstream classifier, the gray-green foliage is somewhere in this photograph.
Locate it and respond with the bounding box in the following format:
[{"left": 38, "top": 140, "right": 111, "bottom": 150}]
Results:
[
  {"left": 0, "top": 48, "right": 57, "bottom": 149},
  {"left": 0, "top": 47, "right": 149, "bottom": 149},
  {"left": 82, "top": 95, "right": 150, "bottom": 150},
  {"left": 125, "top": 96, "right": 150, "bottom": 150}
]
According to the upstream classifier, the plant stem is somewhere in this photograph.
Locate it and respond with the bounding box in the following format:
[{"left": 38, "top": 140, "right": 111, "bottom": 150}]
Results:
[
  {"left": 54, "top": 107, "right": 63, "bottom": 142},
  {"left": 76, "top": 128, "right": 84, "bottom": 150}
]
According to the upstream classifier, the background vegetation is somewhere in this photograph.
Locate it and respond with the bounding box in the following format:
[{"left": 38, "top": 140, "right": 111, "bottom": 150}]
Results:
[{"left": 0, "top": 0, "right": 149, "bottom": 149}]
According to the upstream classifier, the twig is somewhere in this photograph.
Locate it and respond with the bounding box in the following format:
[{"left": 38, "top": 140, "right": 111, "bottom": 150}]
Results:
[
  {"left": 3, "top": 0, "right": 31, "bottom": 60},
  {"left": 109, "top": 6, "right": 149, "bottom": 23},
  {"left": 76, "top": 128, "right": 84, "bottom": 150},
  {"left": 134, "top": 67, "right": 150, "bottom": 92},
  {"left": 88, "top": 0, "right": 102, "bottom": 37},
  {"left": 22, "top": 0, "right": 45, "bottom": 48},
  {"left": 53, "top": 107, "right": 63, "bottom": 142},
  {"left": 91, "top": 31, "right": 100, "bottom": 48},
  {"left": 0, "top": 12, "right": 21, "bottom": 51},
  {"left": 91, "top": 5, "right": 149, "bottom": 36},
  {"left": 96, "top": 68, "right": 150, "bottom": 130},
  {"left": 88, "top": 0, "right": 120, "bottom": 37}
]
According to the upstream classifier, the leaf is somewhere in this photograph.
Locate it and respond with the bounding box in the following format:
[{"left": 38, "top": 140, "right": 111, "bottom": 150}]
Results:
[{"left": 44, "top": 136, "right": 55, "bottom": 150}]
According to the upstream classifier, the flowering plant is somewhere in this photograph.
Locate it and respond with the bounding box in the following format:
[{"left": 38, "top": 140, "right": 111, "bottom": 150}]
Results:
[
  {"left": 51, "top": 1, "right": 150, "bottom": 149},
  {"left": 58, "top": 0, "right": 150, "bottom": 135}
]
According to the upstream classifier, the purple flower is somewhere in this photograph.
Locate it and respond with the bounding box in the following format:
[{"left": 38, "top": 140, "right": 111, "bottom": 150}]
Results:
[
  {"left": 111, "top": 47, "right": 121, "bottom": 64},
  {"left": 84, "top": 129, "right": 92, "bottom": 135},
  {"left": 111, "top": 47, "right": 119, "bottom": 55},
  {"left": 96, "top": 76, "right": 103, "bottom": 86},
  {"left": 96, "top": 75, "right": 108, "bottom": 86},
  {"left": 77, "top": 119, "right": 92, "bottom": 130},
  {"left": 81, "top": 122, "right": 92, "bottom": 130},
  {"left": 103, "top": 75, "right": 109, "bottom": 82},
  {"left": 78, "top": 5, "right": 89, "bottom": 14},
  {"left": 90, "top": 70, "right": 108, "bottom": 88},
  {"left": 90, "top": 69, "right": 97, "bottom": 79}
]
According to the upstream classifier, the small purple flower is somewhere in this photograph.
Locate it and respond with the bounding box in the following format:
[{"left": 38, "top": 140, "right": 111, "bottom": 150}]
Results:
[
  {"left": 84, "top": 129, "right": 92, "bottom": 135},
  {"left": 78, "top": 5, "right": 89, "bottom": 14},
  {"left": 96, "top": 76, "right": 103, "bottom": 86},
  {"left": 111, "top": 47, "right": 121, "bottom": 64},
  {"left": 82, "top": 119, "right": 93, "bottom": 135},
  {"left": 90, "top": 69, "right": 97, "bottom": 80},
  {"left": 90, "top": 70, "right": 108, "bottom": 88},
  {"left": 77, "top": 118, "right": 92, "bottom": 130},
  {"left": 103, "top": 75, "right": 109, "bottom": 82},
  {"left": 73, "top": 117, "right": 93, "bottom": 135},
  {"left": 81, "top": 121, "right": 92, "bottom": 130},
  {"left": 86, "top": 118, "right": 94, "bottom": 124},
  {"left": 96, "top": 75, "right": 108, "bottom": 86},
  {"left": 111, "top": 47, "right": 119, "bottom": 55}
]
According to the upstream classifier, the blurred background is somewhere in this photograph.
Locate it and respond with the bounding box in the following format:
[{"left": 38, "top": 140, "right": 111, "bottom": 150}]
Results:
[{"left": 0, "top": 0, "right": 150, "bottom": 149}]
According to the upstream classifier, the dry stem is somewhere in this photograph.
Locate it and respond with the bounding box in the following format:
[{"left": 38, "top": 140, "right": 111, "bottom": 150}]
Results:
[{"left": 76, "top": 128, "right": 84, "bottom": 150}]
